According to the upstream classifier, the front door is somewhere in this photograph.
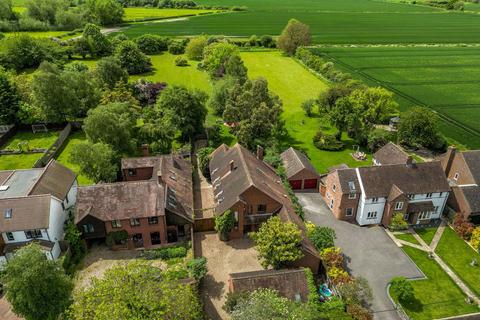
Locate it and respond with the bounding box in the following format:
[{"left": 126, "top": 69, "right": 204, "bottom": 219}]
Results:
[{"left": 167, "top": 228, "right": 178, "bottom": 243}]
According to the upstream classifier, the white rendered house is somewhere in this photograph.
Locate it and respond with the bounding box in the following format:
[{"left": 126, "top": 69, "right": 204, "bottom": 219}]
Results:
[{"left": 0, "top": 160, "right": 77, "bottom": 264}]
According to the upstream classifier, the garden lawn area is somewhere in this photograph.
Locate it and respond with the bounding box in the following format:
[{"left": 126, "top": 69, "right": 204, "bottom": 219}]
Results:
[
  {"left": 415, "top": 227, "right": 438, "bottom": 246},
  {"left": 123, "top": 7, "right": 218, "bottom": 22},
  {"left": 395, "top": 233, "right": 420, "bottom": 245},
  {"left": 3, "top": 131, "right": 59, "bottom": 151},
  {"left": 436, "top": 227, "right": 480, "bottom": 296},
  {"left": 56, "top": 131, "right": 94, "bottom": 186},
  {"left": 241, "top": 51, "right": 371, "bottom": 173},
  {"left": 0, "top": 154, "right": 43, "bottom": 170},
  {"left": 3, "top": 31, "right": 79, "bottom": 39},
  {"left": 391, "top": 246, "right": 478, "bottom": 320}
]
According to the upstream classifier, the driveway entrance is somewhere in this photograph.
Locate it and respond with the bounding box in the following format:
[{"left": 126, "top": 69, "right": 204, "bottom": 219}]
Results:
[{"left": 297, "top": 192, "right": 424, "bottom": 320}]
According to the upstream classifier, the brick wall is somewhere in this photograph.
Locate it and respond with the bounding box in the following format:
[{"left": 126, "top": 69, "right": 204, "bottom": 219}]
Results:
[
  {"left": 105, "top": 216, "right": 167, "bottom": 249},
  {"left": 122, "top": 167, "right": 154, "bottom": 181},
  {"left": 447, "top": 154, "right": 475, "bottom": 185},
  {"left": 323, "top": 172, "right": 359, "bottom": 222}
]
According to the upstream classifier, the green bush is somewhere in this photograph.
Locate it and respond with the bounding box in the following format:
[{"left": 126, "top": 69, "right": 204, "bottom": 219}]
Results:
[
  {"left": 305, "top": 268, "right": 320, "bottom": 307},
  {"left": 134, "top": 34, "right": 169, "bottom": 54},
  {"left": 391, "top": 277, "right": 415, "bottom": 302},
  {"left": 187, "top": 257, "right": 208, "bottom": 281},
  {"left": 168, "top": 41, "right": 186, "bottom": 55},
  {"left": 105, "top": 230, "right": 129, "bottom": 247},
  {"left": 142, "top": 245, "right": 188, "bottom": 260},
  {"left": 223, "top": 291, "right": 250, "bottom": 314},
  {"left": 313, "top": 131, "right": 345, "bottom": 151},
  {"left": 308, "top": 226, "right": 336, "bottom": 252},
  {"left": 389, "top": 213, "right": 408, "bottom": 231},
  {"left": 175, "top": 56, "right": 188, "bottom": 66},
  {"left": 215, "top": 210, "right": 235, "bottom": 239},
  {"left": 163, "top": 267, "right": 189, "bottom": 280}
]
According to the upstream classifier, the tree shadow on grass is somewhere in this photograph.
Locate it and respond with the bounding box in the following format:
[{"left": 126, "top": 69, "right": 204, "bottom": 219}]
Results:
[{"left": 401, "top": 296, "right": 424, "bottom": 313}]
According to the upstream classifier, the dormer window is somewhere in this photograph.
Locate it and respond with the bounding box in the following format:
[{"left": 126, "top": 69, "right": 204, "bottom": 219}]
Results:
[
  {"left": 4, "top": 208, "right": 12, "bottom": 219},
  {"left": 372, "top": 198, "right": 379, "bottom": 203}
]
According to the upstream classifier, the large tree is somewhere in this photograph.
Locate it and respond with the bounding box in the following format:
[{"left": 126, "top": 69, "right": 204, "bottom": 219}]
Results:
[
  {"left": 138, "top": 105, "right": 176, "bottom": 154},
  {"left": 398, "top": 106, "right": 446, "bottom": 150},
  {"left": 82, "top": 23, "right": 112, "bottom": 57},
  {"left": 94, "top": 56, "right": 128, "bottom": 89},
  {"left": 70, "top": 141, "right": 118, "bottom": 183},
  {"left": 202, "top": 42, "right": 239, "bottom": 78},
  {"left": 85, "top": 0, "right": 124, "bottom": 26},
  {"left": 185, "top": 35, "right": 208, "bottom": 60},
  {"left": 223, "top": 77, "right": 283, "bottom": 149},
  {"left": 114, "top": 40, "right": 152, "bottom": 75},
  {"left": 69, "top": 261, "right": 202, "bottom": 320},
  {"left": 155, "top": 85, "right": 207, "bottom": 141},
  {"left": 31, "top": 62, "right": 100, "bottom": 122},
  {"left": 0, "top": 0, "right": 15, "bottom": 20},
  {"left": 277, "top": 19, "right": 311, "bottom": 55},
  {"left": 250, "top": 216, "right": 303, "bottom": 269},
  {"left": 2, "top": 244, "right": 73, "bottom": 320},
  {"left": 0, "top": 69, "right": 20, "bottom": 124},
  {"left": 83, "top": 102, "right": 138, "bottom": 153}
]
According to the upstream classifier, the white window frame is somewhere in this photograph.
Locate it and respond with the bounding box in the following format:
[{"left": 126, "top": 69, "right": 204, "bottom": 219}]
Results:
[
  {"left": 111, "top": 220, "right": 122, "bottom": 228},
  {"left": 332, "top": 184, "right": 336, "bottom": 193},
  {"left": 418, "top": 211, "right": 432, "bottom": 220},
  {"left": 426, "top": 193, "right": 433, "bottom": 198},
  {"left": 395, "top": 202, "right": 404, "bottom": 210},
  {"left": 348, "top": 193, "right": 356, "bottom": 199},
  {"left": 407, "top": 194, "right": 415, "bottom": 200},
  {"left": 367, "top": 211, "right": 378, "bottom": 219},
  {"left": 345, "top": 208, "right": 353, "bottom": 217},
  {"left": 371, "top": 197, "right": 379, "bottom": 203},
  {"left": 453, "top": 172, "right": 459, "bottom": 181}
]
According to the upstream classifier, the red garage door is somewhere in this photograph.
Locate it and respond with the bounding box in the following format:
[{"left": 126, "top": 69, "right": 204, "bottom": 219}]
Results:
[
  {"left": 289, "top": 180, "right": 302, "bottom": 190},
  {"left": 303, "top": 179, "right": 318, "bottom": 189}
]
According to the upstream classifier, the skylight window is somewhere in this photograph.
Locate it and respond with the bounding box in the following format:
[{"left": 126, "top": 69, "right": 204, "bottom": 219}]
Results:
[
  {"left": 4, "top": 208, "right": 12, "bottom": 219},
  {"left": 348, "top": 181, "right": 356, "bottom": 192},
  {"left": 0, "top": 185, "right": 9, "bottom": 191}
]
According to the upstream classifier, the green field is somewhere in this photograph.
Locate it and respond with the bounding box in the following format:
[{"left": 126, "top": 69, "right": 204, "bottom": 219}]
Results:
[
  {"left": 3, "top": 31, "right": 79, "bottom": 39},
  {"left": 56, "top": 131, "right": 94, "bottom": 186},
  {"left": 391, "top": 246, "right": 478, "bottom": 320},
  {"left": 0, "top": 131, "right": 59, "bottom": 170},
  {"left": 318, "top": 46, "right": 480, "bottom": 149},
  {"left": 119, "top": 0, "right": 480, "bottom": 44},
  {"left": 123, "top": 7, "right": 218, "bottom": 22},
  {"left": 241, "top": 51, "right": 371, "bottom": 173},
  {"left": 436, "top": 227, "right": 480, "bottom": 297}
]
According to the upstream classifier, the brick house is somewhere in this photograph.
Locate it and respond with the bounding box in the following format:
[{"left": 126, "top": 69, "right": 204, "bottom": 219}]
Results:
[
  {"left": 373, "top": 142, "right": 411, "bottom": 166},
  {"left": 209, "top": 144, "right": 321, "bottom": 273},
  {"left": 0, "top": 160, "right": 77, "bottom": 263},
  {"left": 75, "top": 154, "right": 193, "bottom": 249},
  {"left": 324, "top": 159, "right": 450, "bottom": 226},
  {"left": 281, "top": 147, "right": 320, "bottom": 190},
  {"left": 441, "top": 146, "right": 480, "bottom": 223}
]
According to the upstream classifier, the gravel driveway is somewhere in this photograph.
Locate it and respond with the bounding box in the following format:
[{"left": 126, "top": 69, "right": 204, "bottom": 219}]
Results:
[{"left": 297, "top": 192, "right": 423, "bottom": 320}]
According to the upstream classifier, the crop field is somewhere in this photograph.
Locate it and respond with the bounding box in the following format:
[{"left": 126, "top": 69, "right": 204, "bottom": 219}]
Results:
[
  {"left": 241, "top": 51, "right": 372, "bottom": 173},
  {"left": 123, "top": 7, "right": 218, "bottom": 22},
  {"left": 3, "top": 31, "right": 80, "bottom": 39},
  {"left": 318, "top": 46, "right": 480, "bottom": 148},
  {"left": 120, "top": 0, "right": 480, "bottom": 44}
]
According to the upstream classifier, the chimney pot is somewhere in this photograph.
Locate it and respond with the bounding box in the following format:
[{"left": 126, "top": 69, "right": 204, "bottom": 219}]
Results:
[{"left": 141, "top": 144, "right": 150, "bottom": 157}]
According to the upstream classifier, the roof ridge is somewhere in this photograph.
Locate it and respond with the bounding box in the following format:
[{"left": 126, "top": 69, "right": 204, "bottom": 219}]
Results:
[
  {"left": 235, "top": 144, "right": 254, "bottom": 187},
  {"left": 0, "top": 194, "right": 51, "bottom": 201}
]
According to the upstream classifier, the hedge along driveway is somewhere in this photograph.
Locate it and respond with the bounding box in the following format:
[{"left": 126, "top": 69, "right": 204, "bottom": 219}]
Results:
[{"left": 240, "top": 51, "right": 371, "bottom": 173}]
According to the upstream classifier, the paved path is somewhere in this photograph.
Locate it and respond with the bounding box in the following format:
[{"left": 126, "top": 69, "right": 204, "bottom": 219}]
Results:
[
  {"left": 429, "top": 220, "right": 447, "bottom": 251},
  {"left": 399, "top": 225, "right": 480, "bottom": 306}
]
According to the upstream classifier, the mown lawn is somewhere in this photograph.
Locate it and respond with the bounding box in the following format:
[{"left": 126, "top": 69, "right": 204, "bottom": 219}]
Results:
[
  {"left": 3, "top": 131, "right": 59, "bottom": 150},
  {"left": 123, "top": 7, "right": 217, "bottom": 22},
  {"left": 0, "top": 131, "right": 59, "bottom": 170},
  {"left": 395, "top": 233, "right": 420, "bottom": 245},
  {"left": 3, "top": 30, "right": 79, "bottom": 39},
  {"left": 436, "top": 227, "right": 480, "bottom": 296},
  {"left": 241, "top": 51, "right": 371, "bottom": 173},
  {"left": 415, "top": 227, "right": 438, "bottom": 246},
  {"left": 391, "top": 246, "right": 478, "bottom": 320},
  {"left": 56, "top": 131, "right": 94, "bottom": 186}
]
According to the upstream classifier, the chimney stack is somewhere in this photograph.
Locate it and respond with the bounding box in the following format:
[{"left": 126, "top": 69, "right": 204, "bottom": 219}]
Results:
[
  {"left": 229, "top": 160, "right": 235, "bottom": 172},
  {"left": 256, "top": 145, "right": 264, "bottom": 161},
  {"left": 141, "top": 144, "right": 150, "bottom": 157},
  {"left": 442, "top": 145, "right": 456, "bottom": 176},
  {"left": 406, "top": 156, "right": 414, "bottom": 168}
]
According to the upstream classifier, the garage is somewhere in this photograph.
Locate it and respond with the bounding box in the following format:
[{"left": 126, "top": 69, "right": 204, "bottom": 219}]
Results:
[
  {"left": 281, "top": 147, "right": 321, "bottom": 193},
  {"left": 303, "top": 179, "right": 318, "bottom": 189},
  {"left": 289, "top": 180, "right": 302, "bottom": 190}
]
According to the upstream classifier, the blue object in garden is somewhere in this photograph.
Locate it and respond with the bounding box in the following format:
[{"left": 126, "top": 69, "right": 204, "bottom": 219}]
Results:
[{"left": 319, "top": 283, "right": 333, "bottom": 298}]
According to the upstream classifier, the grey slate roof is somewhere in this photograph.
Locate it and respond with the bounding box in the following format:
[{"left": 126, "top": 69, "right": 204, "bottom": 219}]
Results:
[
  {"left": 358, "top": 161, "right": 450, "bottom": 198},
  {"left": 462, "top": 151, "right": 480, "bottom": 184},
  {"left": 461, "top": 185, "right": 480, "bottom": 214},
  {"left": 373, "top": 142, "right": 410, "bottom": 166},
  {"left": 281, "top": 147, "right": 319, "bottom": 179}
]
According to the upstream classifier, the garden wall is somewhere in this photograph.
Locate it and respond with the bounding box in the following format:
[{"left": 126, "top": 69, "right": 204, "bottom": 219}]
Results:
[{"left": 33, "top": 123, "right": 72, "bottom": 168}]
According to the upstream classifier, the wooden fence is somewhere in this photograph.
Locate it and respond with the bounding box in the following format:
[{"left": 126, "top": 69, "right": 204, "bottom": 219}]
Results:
[{"left": 33, "top": 123, "right": 72, "bottom": 168}]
